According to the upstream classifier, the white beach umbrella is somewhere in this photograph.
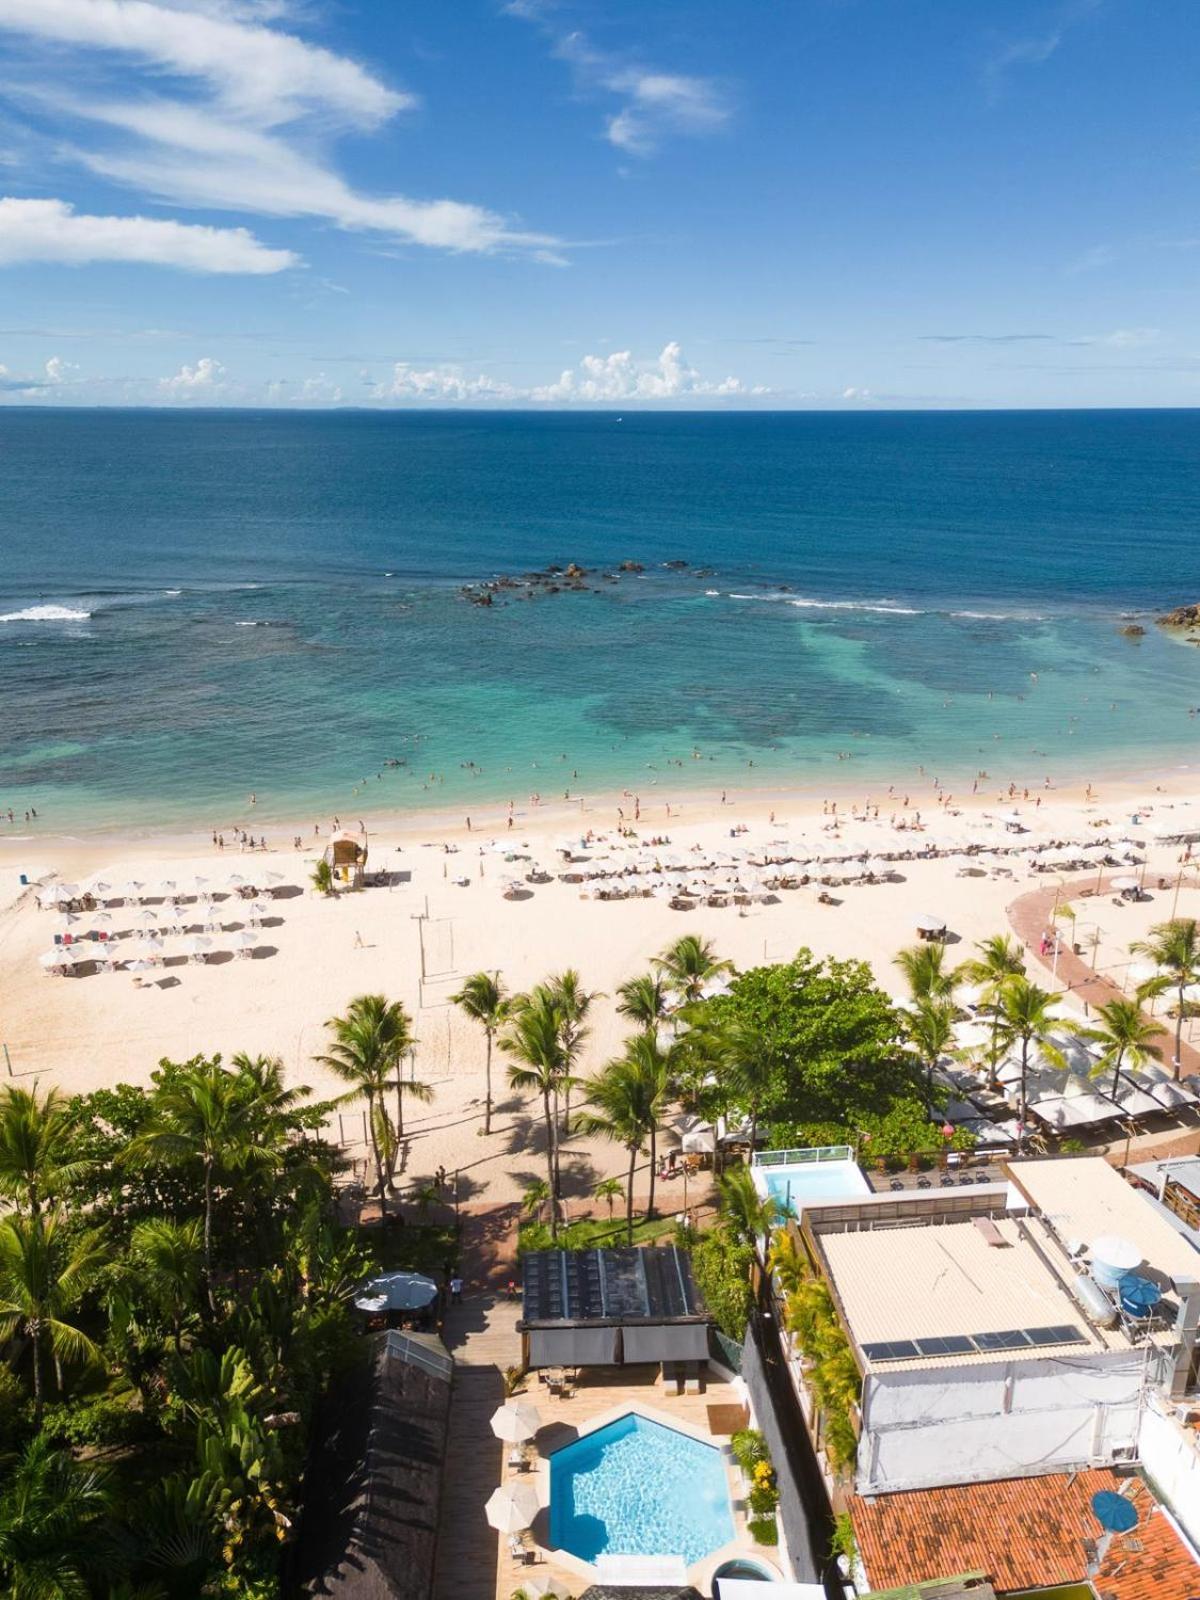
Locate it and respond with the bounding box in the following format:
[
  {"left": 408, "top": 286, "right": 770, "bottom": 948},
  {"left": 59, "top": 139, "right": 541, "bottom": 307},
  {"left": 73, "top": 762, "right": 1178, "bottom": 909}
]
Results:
[
  {"left": 89, "top": 879, "right": 112, "bottom": 896},
  {"left": 122, "top": 880, "right": 145, "bottom": 897},
  {"left": 137, "top": 909, "right": 159, "bottom": 926},
  {"left": 225, "top": 873, "right": 248, "bottom": 889},
  {"left": 524, "top": 1576, "right": 571, "bottom": 1600},
  {"left": 193, "top": 875, "right": 209, "bottom": 892},
  {"left": 484, "top": 1483, "right": 539, "bottom": 1534},
  {"left": 188, "top": 935, "right": 213, "bottom": 956},
  {"left": 159, "top": 878, "right": 177, "bottom": 894},
  {"left": 124, "top": 958, "right": 152, "bottom": 974},
  {"left": 264, "top": 871, "right": 285, "bottom": 885},
  {"left": 39, "top": 950, "right": 71, "bottom": 969},
  {"left": 1111, "top": 875, "right": 1140, "bottom": 892},
  {"left": 490, "top": 1401, "right": 542, "bottom": 1444}
]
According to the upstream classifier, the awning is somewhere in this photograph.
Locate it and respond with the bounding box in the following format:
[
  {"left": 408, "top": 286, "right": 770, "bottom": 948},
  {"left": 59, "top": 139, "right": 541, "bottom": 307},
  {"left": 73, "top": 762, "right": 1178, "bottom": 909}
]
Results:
[
  {"left": 622, "top": 1322, "right": 709, "bottom": 1364},
  {"left": 528, "top": 1326, "right": 620, "bottom": 1367}
]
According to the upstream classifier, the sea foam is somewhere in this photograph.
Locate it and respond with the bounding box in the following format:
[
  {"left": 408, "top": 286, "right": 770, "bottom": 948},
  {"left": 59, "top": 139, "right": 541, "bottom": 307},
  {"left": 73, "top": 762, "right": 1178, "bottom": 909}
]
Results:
[{"left": 0, "top": 605, "right": 91, "bottom": 623}]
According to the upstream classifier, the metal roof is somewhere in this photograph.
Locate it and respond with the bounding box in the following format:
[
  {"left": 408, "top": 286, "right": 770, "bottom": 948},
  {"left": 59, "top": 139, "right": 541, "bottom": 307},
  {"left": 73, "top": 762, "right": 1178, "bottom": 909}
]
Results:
[
  {"left": 521, "top": 1246, "right": 706, "bottom": 1326},
  {"left": 1007, "top": 1156, "right": 1200, "bottom": 1283}
]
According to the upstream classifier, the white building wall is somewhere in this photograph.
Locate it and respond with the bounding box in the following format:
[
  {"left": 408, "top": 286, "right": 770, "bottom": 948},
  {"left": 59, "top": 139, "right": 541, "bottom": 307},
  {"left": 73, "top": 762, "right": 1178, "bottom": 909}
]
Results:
[
  {"left": 858, "top": 1353, "right": 1144, "bottom": 1493},
  {"left": 1139, "top": 1398, "right": 1200, "bottom": 1549}
]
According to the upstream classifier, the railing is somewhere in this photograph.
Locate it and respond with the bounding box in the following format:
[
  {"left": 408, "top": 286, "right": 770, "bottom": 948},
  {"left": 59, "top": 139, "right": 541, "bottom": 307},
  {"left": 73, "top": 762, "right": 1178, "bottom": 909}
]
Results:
[
  {"left": 753, "top": 1145, "right": 853, "bottom": 1168},
  {"left": 385, "top": 1329, "right": 453, "bottom": 1383}
]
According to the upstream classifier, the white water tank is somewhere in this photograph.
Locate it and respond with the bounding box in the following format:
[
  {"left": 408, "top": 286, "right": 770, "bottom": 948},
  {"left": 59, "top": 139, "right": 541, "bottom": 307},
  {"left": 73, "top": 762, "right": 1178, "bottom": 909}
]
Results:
[{"left": 1090, "top": 1234, "right": 1142, "bottom": 1290}]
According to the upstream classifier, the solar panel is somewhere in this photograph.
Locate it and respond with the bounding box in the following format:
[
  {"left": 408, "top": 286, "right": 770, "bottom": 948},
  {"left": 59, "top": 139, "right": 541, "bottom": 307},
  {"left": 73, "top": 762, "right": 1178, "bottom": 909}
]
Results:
[
  {"left": 1026, "top": 1323, "right": 1084, "bottom": 1346},
  {"left": 914, "top": 1335, "right": 975, "bottom": 1356},
  {"left": 972, "top": 1329, "right": 1033, "bottom": 1351},
  {"left": 861, "top": 1339, "right": 921, "bottom": 1361}
]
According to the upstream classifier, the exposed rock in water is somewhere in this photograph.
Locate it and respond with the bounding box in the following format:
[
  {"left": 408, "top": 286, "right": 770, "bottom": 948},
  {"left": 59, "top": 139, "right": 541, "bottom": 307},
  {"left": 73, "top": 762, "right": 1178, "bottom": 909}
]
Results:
[
  {"left": 1157, "top": 603, "right": 1200, "bottom": 629},
  {"left": 1120, "top": 624, "right": 1145, "bottom": 637},
  {"left": 618, "top": 560, "right": 644, "bottom": 572}
]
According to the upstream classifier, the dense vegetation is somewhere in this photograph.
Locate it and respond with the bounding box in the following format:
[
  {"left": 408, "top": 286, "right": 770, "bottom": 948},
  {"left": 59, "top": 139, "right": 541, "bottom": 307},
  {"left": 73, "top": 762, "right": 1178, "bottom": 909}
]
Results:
[{"left": 0, "top": 1053, "right": 383, "bottom": 1598}]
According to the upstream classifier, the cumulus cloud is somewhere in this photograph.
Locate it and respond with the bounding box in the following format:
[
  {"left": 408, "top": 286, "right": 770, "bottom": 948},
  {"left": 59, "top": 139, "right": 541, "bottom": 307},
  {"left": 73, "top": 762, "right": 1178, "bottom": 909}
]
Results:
[
  {"left": 44, "top": 354, "right": 78, "bottom": 382},
  {"left": 532, "top": 341, "right": 757, "bottom": 401},
  {"left": 0, "top": 0, "right": 558, "bottom": 258},
  {"left": 159, "top": 355, "right": 225, "bottom": 392},
  {"left": 0, "top": 196, "right": 297, "bottom": 272},
  {"left": 372, "top": 363, "right": 517, "bottom": 402},
  {"left": 840, "top": 387, "right": 872, "bottom": 401}
]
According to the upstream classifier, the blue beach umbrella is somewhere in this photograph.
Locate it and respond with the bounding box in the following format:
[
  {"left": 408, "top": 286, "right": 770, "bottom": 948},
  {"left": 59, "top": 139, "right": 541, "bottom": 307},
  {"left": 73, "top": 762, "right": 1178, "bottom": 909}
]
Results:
[{"left": 1091, "top": 1491, "right": 1138, "bottom": 1533}]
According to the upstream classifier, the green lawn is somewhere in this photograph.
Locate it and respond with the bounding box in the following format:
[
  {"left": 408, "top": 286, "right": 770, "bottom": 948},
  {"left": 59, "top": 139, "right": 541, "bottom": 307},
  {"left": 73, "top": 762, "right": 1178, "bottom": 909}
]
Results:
[{"left": 518, "top": 1214, "right": 678, "bottom": 1253}]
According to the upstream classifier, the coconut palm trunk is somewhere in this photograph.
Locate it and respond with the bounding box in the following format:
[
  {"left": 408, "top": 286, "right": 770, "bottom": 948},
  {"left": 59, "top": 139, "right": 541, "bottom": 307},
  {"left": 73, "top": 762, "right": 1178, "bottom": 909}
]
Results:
[{"left": 625, "top": 1143, "right": 637, "bottom": 1243}]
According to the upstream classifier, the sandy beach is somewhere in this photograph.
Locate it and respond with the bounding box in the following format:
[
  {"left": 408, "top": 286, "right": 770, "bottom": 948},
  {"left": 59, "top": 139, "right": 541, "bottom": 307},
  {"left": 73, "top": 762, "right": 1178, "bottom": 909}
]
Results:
[{"left": 3, "top": 770, "right": 1200, "bottom": 1212}]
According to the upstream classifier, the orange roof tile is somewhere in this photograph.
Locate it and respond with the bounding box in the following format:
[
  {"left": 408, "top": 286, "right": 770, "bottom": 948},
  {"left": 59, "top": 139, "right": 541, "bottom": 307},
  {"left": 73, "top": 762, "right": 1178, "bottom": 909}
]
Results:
[{"left": 852, "top": 1468, "right": 1200, "bottom": 1599}]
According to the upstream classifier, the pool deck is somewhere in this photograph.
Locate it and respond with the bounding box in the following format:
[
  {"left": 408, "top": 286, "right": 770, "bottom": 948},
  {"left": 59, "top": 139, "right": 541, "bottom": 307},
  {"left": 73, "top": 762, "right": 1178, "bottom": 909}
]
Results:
[{"left": 433, "top": 1263, "right": 775, "bottom": 1600}]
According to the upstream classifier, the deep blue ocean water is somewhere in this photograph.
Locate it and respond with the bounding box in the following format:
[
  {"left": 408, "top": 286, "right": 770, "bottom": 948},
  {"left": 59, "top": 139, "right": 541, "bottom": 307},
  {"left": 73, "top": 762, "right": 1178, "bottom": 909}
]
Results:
[{"left": 2, "top": 408, "right": 1199, "bottom": 834}]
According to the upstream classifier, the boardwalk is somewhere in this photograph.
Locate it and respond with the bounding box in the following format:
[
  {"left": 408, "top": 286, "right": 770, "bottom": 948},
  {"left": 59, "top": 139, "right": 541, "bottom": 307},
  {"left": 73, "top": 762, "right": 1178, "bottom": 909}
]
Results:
[{"left": 1008, "top": 873, "right": 1200, "bottom": 1079}]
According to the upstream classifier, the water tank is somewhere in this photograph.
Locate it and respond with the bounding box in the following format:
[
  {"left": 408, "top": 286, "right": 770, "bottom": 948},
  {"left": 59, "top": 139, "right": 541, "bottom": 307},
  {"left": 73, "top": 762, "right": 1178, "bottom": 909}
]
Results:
[
  {"left": 1068, "top": 1271, "right": 1119, "bottom": 1329},
  {"left": 1090, "top": 1234, "right": 1142, "bottom": 1290}
]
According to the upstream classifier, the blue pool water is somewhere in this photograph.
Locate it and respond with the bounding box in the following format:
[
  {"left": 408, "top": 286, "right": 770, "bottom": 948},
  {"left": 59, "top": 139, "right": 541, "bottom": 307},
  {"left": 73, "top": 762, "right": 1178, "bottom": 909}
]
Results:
[
  {"left": 759, "top": 1160, "right": 872, "bottom": 1215},
  {"left": 549, "top": 1412, "right": 734, "bottom": 1565}
]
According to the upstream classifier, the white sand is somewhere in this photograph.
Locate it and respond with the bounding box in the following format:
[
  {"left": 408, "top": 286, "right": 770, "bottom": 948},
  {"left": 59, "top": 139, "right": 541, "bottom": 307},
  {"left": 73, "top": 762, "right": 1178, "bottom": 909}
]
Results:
[{"left": 2, "top": 775, "right": 1199, "bottom": 1209}]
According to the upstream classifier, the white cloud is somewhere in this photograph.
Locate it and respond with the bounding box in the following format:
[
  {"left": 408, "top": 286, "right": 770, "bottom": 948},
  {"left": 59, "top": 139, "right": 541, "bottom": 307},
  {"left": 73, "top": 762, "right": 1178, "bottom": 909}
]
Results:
[
  {"left": 372, "top": 363, "right": 517, "bottom": 402},
  {"left": 515, "top": 22, "right": 728, "bottom": 159},
  {"left": 0, "top": 0, "right": 558, "bottom": 259},
  {"left": 44, "top": 354, "right": 78, "bottom": 382},
  {"left": 160, "top": 354, "right": 225, "bottom": 392},
  {"left": 841, "top": 386, "right": 871, "bottom": 401},
  {"left": 0, "top": 196, "right": 297, "bottom": 271},
  {"left": 532, "top": 341, "right": 757, "bottom": 402},
  {"left": 0, "top": 0, "right": 404, "bottom": 125}
]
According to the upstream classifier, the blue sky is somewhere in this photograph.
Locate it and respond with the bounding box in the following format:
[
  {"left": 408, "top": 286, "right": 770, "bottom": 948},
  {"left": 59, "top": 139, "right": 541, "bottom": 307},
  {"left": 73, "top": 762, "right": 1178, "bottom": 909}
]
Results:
[{"left": 0, "top": 0, "right": 1194, "bottom": 407}]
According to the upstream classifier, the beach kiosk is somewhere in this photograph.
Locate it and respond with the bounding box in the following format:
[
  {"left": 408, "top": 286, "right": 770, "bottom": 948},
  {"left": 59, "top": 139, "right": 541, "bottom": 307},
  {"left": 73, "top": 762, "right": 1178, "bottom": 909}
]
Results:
[{"left": 324, "top": 828, "right": 369, "bottom": 888}]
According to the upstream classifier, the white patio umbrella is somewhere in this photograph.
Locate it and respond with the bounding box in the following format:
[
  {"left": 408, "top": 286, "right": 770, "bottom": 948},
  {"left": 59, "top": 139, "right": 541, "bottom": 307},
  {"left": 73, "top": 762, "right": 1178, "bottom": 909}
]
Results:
[
  {"left": 159, "top": 878, "right": 177, "bottom": 894},
  {"left": 137, "top": 909, "right": 159, "bottom": 926},
  {"left": 188, "top": 935, "right": 213, "bottom": 957},
  {"left": 90, "top": 879, "right": 113, "bottom": 896},
  {"left": 225, "top": 873, "right": 248, "bottom": 889},
  {"left": 490, "top": 1401, "right": 541, "bottom": 1444},
  {"left": 39, "top": 949, "right": 73, "bottom": 969},
  {"left": 237, "top": 930, "right": 259, "bottom": 949},
  {"left": 484, "top": 1482, "right": 539, "bottom": 1534},
  {"left": 1111, "top": 875, "right": 1140, "bottom": 892},
  {"left": 525, "top": 1577, "right": 571, "bottom": 1600},
  {"left": 193, "top": 875, "right": 209, "bottom": 892},
  {"left": 264, "top": 871, "right": 285, "bottom": 886},
  {"left": 122, "top": 880, "right": 145, "bottom": 898}
]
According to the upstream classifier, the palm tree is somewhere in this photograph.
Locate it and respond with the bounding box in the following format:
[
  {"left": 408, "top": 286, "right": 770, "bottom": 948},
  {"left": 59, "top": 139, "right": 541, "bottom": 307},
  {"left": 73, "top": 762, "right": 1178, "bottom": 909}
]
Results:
[
  {"left": 594, "top": 1175, "right": 624, "bottom": 1221},
  {"left": 0, "top": 1084, "right": 87, "bottom": 1218},
  {"left": 653, "top": 935, "right": 733, "bottom": 1002},
  {"left": 452, "top": 971, "right": 508, "bottom": 1135},
  {"left": 992, "top": 976, "right": 1081, "bottom": 1149},
  {"left": 0, "top": 1210, "right": 108, "bottom": 1419},
  {"left": 616, "top": 972, "right": 668, "bottom": 1032},
  {"left": 574, "top": 1038, "right": 669, "bottom": 1240},
  {"left": 0, "top": 1434, "right": 112, "bottom": 1598},
  {"left": 893, "top": 942, "right": 956, "bottom": 1004},
  {"left": 904, "top": 997, "right": 958, "bottom": 1107},
  {"left": 545, "top": 969, "right": 601, "bottom": 1139},
  {"left": 1086, "top": 998, "right": 1164, "bottom": 1103},
  {"left": 1132, "top": 918, "right": 1200, "bottom": 1077},
  {"left": 130, "top": 1217, "right": 203, "bottom": 1353},
  {"left": 705, "top": 1019, "right": 776, "bottom": 1159},
  {"left": 717, "top": 1165, "right": 778, "bottom": 1253},
  {"left": 316, "top": 995, "right": 415, "bottom": 1197},
  {"left": 956, "top": 933, "right": 1027, "bottom": 1083},
  {"left": 521, "top": 1177, "right": 551, "bottom": 1226},
  {"left": 502, "top": 992, "right": 567, "bottom": 1238},
  {"left": 127, "top": 1059, "right": 276, "bottom": 1305}
]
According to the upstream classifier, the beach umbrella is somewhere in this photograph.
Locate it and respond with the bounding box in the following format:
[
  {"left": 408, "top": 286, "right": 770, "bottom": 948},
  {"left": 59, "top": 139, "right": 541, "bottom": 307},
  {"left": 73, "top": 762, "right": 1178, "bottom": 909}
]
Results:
[
  {"left": 122, "top": 880, "right": 145, "bottom": 897},
  {"left": 1091, "top": 1491, "right": 1138, "bottom": 1534},
  {"left": 193, "top": 875, "right": 209, "bottom": 891},
  {"left": 225, "top": 873, "right": 248, "bottom": 889},
  {"left": 1111, "top": 875, "right": 1140, "bottom": 892},
  {"left": 484, "top": 1483, "right": 539, "bottom": 1534},
  {"left": 138, "top": 909, "right": 159, "bottom": 925},
  {"left": 159, "top": 878, "right": 177, "bottom": 894},
  {"left": 265, "top": 871, "right": 285, "bottom": 885},
  {"left": 490, "top": 1401, "right": 541, "bottom": 1444},
  {"left": 91, "top": 911, "right": 113, "bottom": 925},
  {"left": 124, "top": 958, "right": 152, "bottom": 974},
  {"left": 188, "top": 936, "right": 213, "bottom": 957},
  {"left": 237, "top": 930, "right": 258, "bottom": 949},
  {"left": 39, "top": 950, "right": 71, "bottom": 969}
]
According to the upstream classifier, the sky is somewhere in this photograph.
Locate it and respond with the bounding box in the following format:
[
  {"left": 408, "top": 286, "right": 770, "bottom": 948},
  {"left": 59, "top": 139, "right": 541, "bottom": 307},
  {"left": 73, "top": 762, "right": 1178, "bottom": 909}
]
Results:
[{"left": 0, "top": 0, "right": 1195, "bottom": 409}]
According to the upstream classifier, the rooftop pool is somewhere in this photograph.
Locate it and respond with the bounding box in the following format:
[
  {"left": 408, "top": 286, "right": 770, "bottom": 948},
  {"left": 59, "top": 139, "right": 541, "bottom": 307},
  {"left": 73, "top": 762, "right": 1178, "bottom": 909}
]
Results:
[
  {"left": 549, "top": 1411, "right": 734, "bottom": 1566},
  {"left": 753, "top": 1147, "right": 873, "bottom": 1216}
]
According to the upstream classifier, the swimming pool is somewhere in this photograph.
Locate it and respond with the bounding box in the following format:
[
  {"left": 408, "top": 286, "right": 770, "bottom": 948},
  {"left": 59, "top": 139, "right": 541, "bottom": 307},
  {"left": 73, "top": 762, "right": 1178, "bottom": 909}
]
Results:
[
  {"left": 549, "top": 1412, "right": 734, "bottom": 1565},
  {"left": 756, "top": 1159, "right": 872, "bottom": 1216}
]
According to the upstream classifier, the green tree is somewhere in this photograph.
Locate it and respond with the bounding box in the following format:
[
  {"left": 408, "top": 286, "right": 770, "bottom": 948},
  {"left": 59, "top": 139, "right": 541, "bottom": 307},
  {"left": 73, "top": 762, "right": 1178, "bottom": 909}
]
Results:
[
  {"left": 521, "top": 1178, "right": 551, "bottom": 1225},
  {"left": 574, "top": 1037, "right": 669, "bottom": 1239},
  {"left": 717, "top": 1165, "right": 778, "bottom": 1252},
  {"left": 0, "top": 1434, "right": 113, "bottom": 1599},
  {"left": 451, "top": 971, "right": 509, "bottom": 1135},
  {"left": 992, "top": 977, "right": 1080, "bottom": 1147},
  {"left": 1086, "top": 998, "right": 1164, "bottom": 1103},
  {"left": 127, "top": 1059, "right": 278, "bottom": 1305},
  {"left": 502, "top": 993, "right": 567, "bottom": 1239},
  {"left": 1132, "top": 918, "right": 1200, "bottom": 1078},
  {"left": 0, "top": 1085, "right": 87, "bottom": 1220},
  {"left": 130, "top": 1217, "right": 204, "bottom": 1353},
  {"left": 653, "top": 935, "right": 732, "bottom": 1002},
  {"left": 0, "top": 1210, "right": 109, "bottom": 1419},
  {"left": 893, "top": 941, "right": 956, "bottom": 1004},
  {"left": 594, "top": 1175, "right": 624, "bottom": 1221},
  {"left": 903, "top": 997, "right": 958, "bottom": 1107},
  {"left": 545, "top": 969, "right": 601, "bottom": 1144},
  {"left": 956, "top": 933, "right": 1027, "bottom": 1084},
  {"left": 315, "top": 995, "right": 414, "bottom": 1198},
  {"left": 616, "top": 972, "right": 668, "bottom": 1032}
]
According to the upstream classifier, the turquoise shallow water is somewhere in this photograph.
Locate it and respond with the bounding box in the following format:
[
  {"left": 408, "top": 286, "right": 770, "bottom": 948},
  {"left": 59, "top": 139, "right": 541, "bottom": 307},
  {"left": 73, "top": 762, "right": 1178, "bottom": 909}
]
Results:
[{"left": 2, "top": 409, "right": 1200, "bottom": 834}]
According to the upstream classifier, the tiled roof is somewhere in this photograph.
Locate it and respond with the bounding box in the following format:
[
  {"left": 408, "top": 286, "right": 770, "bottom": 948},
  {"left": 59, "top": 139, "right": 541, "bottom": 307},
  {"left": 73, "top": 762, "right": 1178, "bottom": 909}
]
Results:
[{"left": 852, "top": 1469, "right": 1200, "bottom": 1599}]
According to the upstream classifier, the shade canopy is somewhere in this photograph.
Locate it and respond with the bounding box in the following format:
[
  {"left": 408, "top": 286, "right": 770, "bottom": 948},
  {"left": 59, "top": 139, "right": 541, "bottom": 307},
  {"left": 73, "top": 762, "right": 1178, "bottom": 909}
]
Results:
[
  {"left": 355, "top": 1271, "right": 438, "bottom": 1313},
  {"left": 1091, "top": 1490, "right": 1138, "bottom": 1533},
  {"left": 484, "top": 1482, "right": 539, "bottom": 1533}
]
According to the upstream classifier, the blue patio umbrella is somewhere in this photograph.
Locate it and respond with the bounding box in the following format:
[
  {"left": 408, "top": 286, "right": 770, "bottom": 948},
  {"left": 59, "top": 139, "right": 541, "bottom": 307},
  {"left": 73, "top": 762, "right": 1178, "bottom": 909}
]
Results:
[
  {"left": 1119, "top": 1273, "right": 1162, "bottom": 1316},
  {"left": 1091, "top": 1491, "right": 1138, "bottom": 1533}
]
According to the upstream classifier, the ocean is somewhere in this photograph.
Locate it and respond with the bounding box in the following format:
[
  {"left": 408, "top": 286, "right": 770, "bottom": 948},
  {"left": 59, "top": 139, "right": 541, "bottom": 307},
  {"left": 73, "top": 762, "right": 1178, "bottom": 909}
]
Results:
[{"left": 2, "top": 407, "right": 1199, "bottom": 835}]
